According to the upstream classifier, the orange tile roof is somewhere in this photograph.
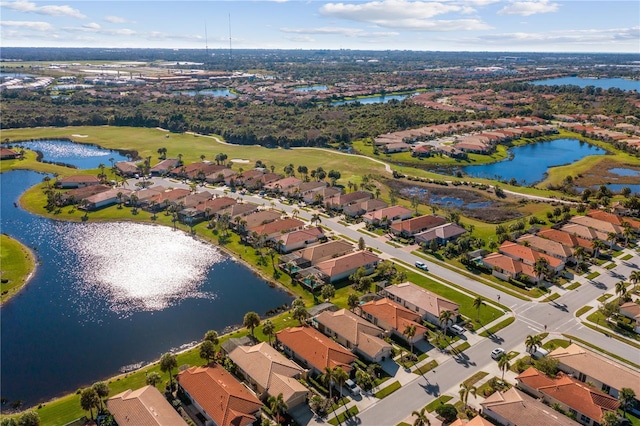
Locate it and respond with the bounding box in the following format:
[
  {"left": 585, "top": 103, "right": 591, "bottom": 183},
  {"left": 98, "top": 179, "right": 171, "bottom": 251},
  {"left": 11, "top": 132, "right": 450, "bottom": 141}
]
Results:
[
  {"left": 537, "top": 228, "right": 593, "bottom": 250},
  {"left": 482, "top": 253, "right": 536, "bottom": 279},
  {"left": 249, "top": 217, "right": 304, "bottom": 237},
  {"left": 570, "top": 216, "right": 623, "bottom": 235},
  {"left": 362, "top": 298, "right": 427, "bottom": 335},
  {"left": 383, "top": 282, "right": 459, "bottom": 317},
  {"left": 147, "top": 188, "right": 190, "bottom": 204},
  {"left": 390, "top": 214, "right": 447, "bottom": 234},
  {"left": 275, "top": 326, "right": 356, "bottom": 373},
  {"left": 177, "top": 366, "right": 263, "bottom": 426},
  {"left": 499, "top": 241, "right": 564, "bottom": 268},
  {"left": 313, "top": 250, "right": 380, "bottom": 278},
  {"left": 279, "top": 227, "right": 324, "bottom": 246},
  {"left": 362, "top": 205, "right": 413, "bottom": 221},
  {"left": 106, "top": 385, "right": 188, "bottom": 426},
  {"left": 587, "top": 210, "right": 640, "bottom": 230}
]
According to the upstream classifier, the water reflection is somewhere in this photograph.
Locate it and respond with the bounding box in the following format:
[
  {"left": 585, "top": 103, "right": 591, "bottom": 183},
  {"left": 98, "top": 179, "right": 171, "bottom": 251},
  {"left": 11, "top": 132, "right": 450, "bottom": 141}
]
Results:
[{"left": 11, "top": 139, "right": 129, "bottom": 169}]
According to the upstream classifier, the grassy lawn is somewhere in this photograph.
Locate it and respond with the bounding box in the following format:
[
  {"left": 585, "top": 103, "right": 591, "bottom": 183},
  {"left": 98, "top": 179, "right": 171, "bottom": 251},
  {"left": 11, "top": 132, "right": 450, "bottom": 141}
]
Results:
[
  {"left": 621, "top": 254, "right": 633, "bottom": 261},
  {"left": 542, "top": 293, "right": 560, "bottom": 302},
  {"left": 575, "top": 306, "right": 592, "bottom": 317},
  {"left": 0, "top": 235, "right": 36, "bottom": 303},
  {"left": 328, "top": 407, "right": 359, "bottom": 426},
  {"left": 425, "top": 395, "right": 453, "bottom": 412},
  {"left": 479, "top": 317, "right": 515, "bottom": 337},
  {"left": 585, "top": 311, "right": 640, "bottom": 345},
  {"left": 542, "top": 339, "right": 571, "bottom": 351},
  {"left": 604, "top": 262, "right": 617, "bottom": 270},
  {"left": 586, "top": 271, "right": 601, "bottom": 280},
  {"left": 566, "top": 282, "right": 581, "bottom": 291},
  {"left": 462, "top": 371, "right": 489, "bottom": 387},
  {"left": 413, "top": 360, "right": 438, "bottom": 376},
  {"left": 452, "top": 341, "right": 471, "bottom": 354},
  {"left": 374, "top": 381, "right": 402, "bottom": 399},
  {"left": 597, "top": 294, "right": 612, "bottom": 302}
]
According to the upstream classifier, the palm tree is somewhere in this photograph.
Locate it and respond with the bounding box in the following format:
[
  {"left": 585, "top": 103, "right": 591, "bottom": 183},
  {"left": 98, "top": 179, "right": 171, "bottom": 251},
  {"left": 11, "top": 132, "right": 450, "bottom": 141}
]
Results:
[
  {"left": 311, "top": 213, "right": 322, "bottom": 226},
  {"left": 630, "top": 271, "right": 640, "bottom": 291},
  {"left": 268, "top": 393, "right": 288, "bottom": 425},
  {"left": 200, "top": 340, "right": 216, "bottom": 365},
  {"left": 459, "top": 382, "right": 477, "bottom": 410},
  {"left": 80, "top": 388, "right": 100, "bottom": 420},
  {"left": 411, "top": 407, "right": 430, "bottom": 426},
  {"left": 332, "top": 367, "right": 349, "bottom": 403},
  {"left": 292, "top": 304, "right": 309, "bottom": 325},
  {"left": 347, "top": 293, "right": 360, "bottom": 312},
  {"left": 262, "top": 319, "right": 275, "bottom": 345},
  {"left": 160, "top": 352, "right": 178, "bottom": 391},
  {"left": 92, "top": 382, "right": 109, "bottom": 412},
  {"left": 525, "top": 334, "right": 543, "bottom": 354},
  {"left": 473, "top": 296, "right": 484, "bottom": 322},
  {"left": 619, "top": 387, "right": 636, "bottom": 418},
  {"left": 622, "top": 223, "right": 633, "bottom": 247},
  {"left": 601, "top": 411, "right": 621, "bottom": 426},
  {"left": 607, "top": 232, "right": 618, "bottom": 250},
  {"left": 497, "top": 352, "right": 511, "bottom": 381},
  {"left": 146, "top": 371, "right": 162, "bottom": 387},
  {"left": 243, "top": 311, "right": 260, "bottom": 337},
  {"left": 592, "top": 239, "right": 606, "bottom": 259},
  {"left": 204, "top": 330, "right": 219, "bottom": 345},
  {"left": 534, "top": 257, "right": 549, "bottom": 283},
  {"left": 439, "top": 310, "right": 453, "bottom": 334},
  {"left": 573, "top": 246, "right": 586, "bottom": 262},
  {"left": 403, "top": 324, "right": 417, "bottom": 355},
  {"left": 321, "top": 367, "right": 336, "bottom": 401},
  {"left": 615, "top": 281, "right": 627, "bottom": 304}
]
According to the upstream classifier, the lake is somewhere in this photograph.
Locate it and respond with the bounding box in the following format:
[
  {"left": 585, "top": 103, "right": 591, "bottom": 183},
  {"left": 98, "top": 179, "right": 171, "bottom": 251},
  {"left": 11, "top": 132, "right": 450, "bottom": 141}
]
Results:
[
  {"left": 531, "top": 76, "right": 640, "bottom": 91},
  {"left": 462, "top": 138, "right": 606, "bottom": 186},
  {"left": 9, "top": 139, "right": 130, "bottom": 169},
  {"left": 294, "top": 85, "right": 328, "bottom": 92},
  {"left": 175, "top": 88, "right": 236, "bottom": 98},
  {"left": 331, "top": 93, "right": 417, "bottom": 106},
  {"left": 0, "top": 170, "right": 292, "bottom": 407}
]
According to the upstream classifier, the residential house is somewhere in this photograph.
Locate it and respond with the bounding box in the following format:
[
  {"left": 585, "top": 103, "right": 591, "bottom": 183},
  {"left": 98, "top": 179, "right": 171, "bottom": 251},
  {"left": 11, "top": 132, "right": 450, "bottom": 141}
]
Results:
[
  {"left": 587, "top": 210, "right": 640, "bottom": 233},
  {"left": 143, "top": 188, "right": 190, "bottom": 212},
  {"left": 275, "top": 326, "right": 356, "bottom": 376},
  {"left": 343, "top": 199, "right": 388, "bottom": 218},
  {"left": 450, "top": 417, "right": 496, "bottom": 426},
  {"left": 361, "top": 298, "right": 427, "bottom": 345},
  {"left": 61, "top": 184, "right": 111, "bottom": 205},
  {"left": 115, "top": 161, "right": 140, "bottom": 177},
  {"left": 516, "top": 367, "right": 619, "bottom": 426},
  {"left": 182, "top": 191, "right": 213, "bottom": 208},
  {"left": 82, "top": 188, "right": 133, "bottom": 210},
  {"left": 56, "top": 175, "right": 100, "bottom": 189},
  {"left": 192, "top": 196, "right": 237, "bottom": 220},
  {"left": 380, "top": 281, "right": 459, "bottom": 326},
  {"left": 264, "top": 176, "right": 303, "bottom": 196},
  {"left": 228, "top": 342, "right": 308, "bottom": 409},
  {"left": 206, "top": 167, "right": 237, "bottom": 184},
  {"left": 498, "top": 241, "right": 565, "bottom": 274},
  {"left": 517, "top": 234, "right": 574, "bottom": 263},
  {"left": 135, "top": 186, "right": 167, "bottom": 204},
  {"left": 314, "top": 309, "right": 392, "bottom": 362},
  {"left": 569, "top": 216, "right": 623, "bottom": 239},
  {"left": 0, "top": 147, "right": 20, "bottom": 159},
  {"left": 218, "top": 203, "right": 260, "bottom": 224},
  {"left": 303, "top": 186, "right": 341, "bottom": 204},
  {"left": 415, "top": 223, "right": 467, "bottom": 246},
  {"left": 177, "top": 365, "right": 263, "bottom": 426},
  {"left": 297, "top": 181, "right": 327, "bottom": 200},
  {"left": 560, "top": 223, "right": 608, "bottom": 242},
  {"left": 411, "top": 144, "right": 432, "bottom": 158},
  {"left": 312, "top": 250, "right": 380, "bottom": 283},
  {"left": 390, "top": 215, "right": 447, "bottom": 238},
  {"left": 480, "top": 387, "right": 579, "bottom": 426},
  {"left": 241, "top": 210, "right": 282, "bottom": 230},
  {"left": 619, "top": 302, "right": 640, "bottom": 333},
  {"left": 482, "top": 252, "right": 538, "bottom": 283},
  {"left": 106, "top": 385, "right": 188, "bottom": 426},
  {"left": 174, "top": 162, "right": 226, "bottom": 181},
  {"left": 324, "top": 191, "right": 372, "bottom": 211},
  {"left": 362, "top": 205, "right": 413, "bottom": 226},
  {"left": 277, "top": 227, "right": 325, "bottom": 253},
  {"left": 149, "top": 158, "right": 180, "bottom": 176},
  {"left": 230, "top": 169, "right": 264, "bottom": 186},
  {"left": 280, "top": 240, "right": 354, "bottom": 271},
  {"left": 248, "top": 218, "right": 305, "bottom": 242},
  {"left": 537, "top": 228, "right": 593, "bottom": 253},
  {"left": 244, "top": 172, "right": 281, "bottom": 191},
  {"left": 549, "top": 343, "right": 640, "bottom": 409}
]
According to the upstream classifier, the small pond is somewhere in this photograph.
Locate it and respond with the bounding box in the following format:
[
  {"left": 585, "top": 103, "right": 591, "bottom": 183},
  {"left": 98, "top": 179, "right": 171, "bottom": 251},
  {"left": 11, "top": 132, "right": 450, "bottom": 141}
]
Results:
[
  {"left": 294, "top": 85, "right": 328, "bottom": 92},
  {"left": 8, "top": 139, "right": 130, "bottom": 169},
  {"left": 530, "top": 77, "right": 640, "bottom": 91},
  {"left": 175, "top": 88, "right": 236, "bottom": 98},
  {"left": 331, "top": 93, "right": 418, "bottom": 106},
  {"left": 609, "top": 168, "right": 640, "bottom": 177},
  {"left": 463, "top": 139, "right": 606, "bottom": 186}
]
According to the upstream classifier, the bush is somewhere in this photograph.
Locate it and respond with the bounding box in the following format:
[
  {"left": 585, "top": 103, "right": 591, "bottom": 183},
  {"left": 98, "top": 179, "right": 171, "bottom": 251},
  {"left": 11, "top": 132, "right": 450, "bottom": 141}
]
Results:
[{"left": 435, "top": 404, "right": 458, "bottom": 423}]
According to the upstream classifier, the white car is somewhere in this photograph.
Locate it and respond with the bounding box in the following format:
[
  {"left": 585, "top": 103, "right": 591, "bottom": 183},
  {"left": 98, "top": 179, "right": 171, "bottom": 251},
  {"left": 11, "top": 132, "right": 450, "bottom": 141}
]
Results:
[
  {"left": 450, "top": 324, "right": 465, "bottom": 335},
  {"left": 415, "top": 261, "right": 429, "bottom": 271},
  {"left": 491, "top": 348, "right": 506, "bottom": 360},
  {"left": 345, "top": 379, "right": 361, "bottom": 396}
]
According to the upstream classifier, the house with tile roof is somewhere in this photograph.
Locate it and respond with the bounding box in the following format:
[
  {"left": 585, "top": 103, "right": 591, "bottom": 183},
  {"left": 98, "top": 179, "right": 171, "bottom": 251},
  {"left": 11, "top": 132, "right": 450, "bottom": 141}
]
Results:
[
  {"left": 415, "top": 223, "right": 467, "bottom": 246},
  {"left": 619, "top": 302, "right": 640, "bottom": 333},
  {"left": 450, "top": 416, "right": 497, "bottom": 426},
  {"left": 206, "top": 167, "right": 237, "bottom": 184},
  {"left": 380, "top": 281, "right": 459, "bottom": 326},
  {"left": 517, "top": 234, "right": 574, "bottom": 262},
  {"left": 343, "top": 198, "right": 388, "bottom": 218},
  {"left": 312, "top": 250, "right": 380, "bottom": 283},
  {"left": 248, "top": 218, "right": 305, "bottom": 242},
  {"left": 82, "top": 188, "right": 134, "bottom": 210},
  {"left": 324, "top": 191, "right": 373, "bottom": 211},
  {"left": 0, "top": 147, "right": 20, "bottom": 160},
  {"left": 569, "top": 216, "right": 624, "bottom": 239},
  {"left": 277, "top": 227, "right": 325, "bottom": 253},
  {"left": 480, "top": 387, "right": 579, "bottom": 426},
  {"left": 515, "top": 367, "right": 619, "bottom": 426},
  {"left": 587, "top": 210, "right": 640, "bottom": 232},
  {"left": 264, "top": 176, "right": 303, "bottom": 195},
  {"left": 174, "top": 162, "right": 226, "bottom": 180},
  {"left": 143, "top": 188, "right": 191, "bottom": 212},
  {"left": 106, "top": 385, "right": 188, "bottom": 426},
  {"left": 314, "top": 309, "right": 392, "bottom": 362},
  {"left": 390, "top": 214, "right": 447, "bottom": 238},
  {"left": 56, "top": 175, "right": 101, "bottom": 189},
  {"left": 115, "top": 161, "right": 140, "bottom": 177},
  {"left": 303, "top": 186, "right": 341, "bottom": 204},
  {"left": 482, "top": 252, "right": 538, "bottom": 283},
  {"left": 177, "top": 365, "right": 263, "bottom": 426},
  {"left": 362, "top": 205, "right": 413, "bottom": 226},
  {"left": 549, "top": 343, "right": 640, "bottom": 409},
  {"left": 537, "top": 228, "right": 593, "bottom": 253},
  {"left": 149, "top": 158, "right": 180, "bottom": 176},
  {"left": 498, "top": 241, "right": 565, "bottom": 273},
  {"left": 275, "top": 326, "right": 356, "bottom": 376},
  {"left": 192, "top": 196, "right": 237, "bottom": 219},
  {"left": 228, "top": 342, "right": 308, "bottom": 409},
  {"left": 560, "top": 223, "right": 608, "bottom": 242},
  {"left": 361, "top": 298, "right": 427, "bottom": 345},
  {"left": 241, "top": 210, "right": 282, "bottom": 230}
]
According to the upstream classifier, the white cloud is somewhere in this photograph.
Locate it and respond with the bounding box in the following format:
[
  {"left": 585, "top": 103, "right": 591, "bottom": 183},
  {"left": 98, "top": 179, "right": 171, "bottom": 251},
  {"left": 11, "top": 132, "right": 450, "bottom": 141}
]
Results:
[
  {"left": 1, "top": 20, "right": 53, "bottom": 31},
  {"left": 460, "top": 26, "right": 640, "bottom": 46},
  {"left": 284, "top": 35, "right": 315, "bottom": 43},
  {"left": 498, "top": 0, "right": 558, "bottom": 16},
  {"left": 280, "top": 26, "right": 399, "bottom": 38},
  {"left": 1, "top": 0, "right": 86, "bottom": 18},
  {"left": 104, "top": 15, "right": 127, "bottom": 24},
  {"left": 83, "top": 22, "right": 100, "bottom": 30}
]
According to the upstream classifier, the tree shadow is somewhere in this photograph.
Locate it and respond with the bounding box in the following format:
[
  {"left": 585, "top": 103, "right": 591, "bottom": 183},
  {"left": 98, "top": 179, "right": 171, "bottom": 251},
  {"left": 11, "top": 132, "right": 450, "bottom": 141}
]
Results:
[
  {"left": 418, "top": 380, "right": 440, "bottom": 396},
  {"left": 486, "top": 331, "right": 504, "bottom": 344},
  {"left": 590, "top": 281, "right": 607, "bottom": 290}
]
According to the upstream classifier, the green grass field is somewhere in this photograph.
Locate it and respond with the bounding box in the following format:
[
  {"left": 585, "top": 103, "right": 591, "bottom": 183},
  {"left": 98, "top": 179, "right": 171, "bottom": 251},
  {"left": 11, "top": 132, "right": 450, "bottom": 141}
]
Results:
[{"left": 0, "top": 235, "right": 36, "bottom": 303}]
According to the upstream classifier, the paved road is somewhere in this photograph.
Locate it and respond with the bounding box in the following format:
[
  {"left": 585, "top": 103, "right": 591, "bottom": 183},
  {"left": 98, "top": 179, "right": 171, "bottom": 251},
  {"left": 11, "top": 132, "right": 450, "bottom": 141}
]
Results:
[{"left": 142, "top": 177, "right": 640, "bottom": 425}]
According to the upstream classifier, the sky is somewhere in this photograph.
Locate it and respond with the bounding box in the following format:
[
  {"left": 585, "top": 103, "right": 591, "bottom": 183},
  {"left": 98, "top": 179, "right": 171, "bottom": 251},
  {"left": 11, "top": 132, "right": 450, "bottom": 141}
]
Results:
[{"left": 1, "top": 0, "right": 639, "bottom": 53}]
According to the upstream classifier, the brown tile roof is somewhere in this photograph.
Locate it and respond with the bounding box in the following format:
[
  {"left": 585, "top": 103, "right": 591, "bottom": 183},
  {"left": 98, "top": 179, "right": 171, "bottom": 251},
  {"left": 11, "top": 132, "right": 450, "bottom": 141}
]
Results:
[
  {"left": 570, "top": 215, "right": 623, "bottom": 235},
  {"left": 58, "top": 175, "right": 100, "bottom": 184},
  {"left": 390, "top": 215, "right": 447, "bottom": 235},
  {"left": 181, "top": 162, "right": 227, "bottom": 178},
  {"left": 264, "top": 176, "right": 303, "bottom": 190},
  {"left": 106, "top": 385, "right": 188, "bottom": 426},
  {"left": 482, "top": 253, "right": 536, "bottom": 279},
  {"left": 0, "top": 147, "right": 19, "bottom": 158},
  {"left": 548, "top": 343, "right": 640, "bottom": 395},
  {"left": 325, "top": 191, "right": 372, "bottom": 208},
  {"left": 361, "top": 298, "right": 427, "bottom": 335},
  {"left": 275, "top": 326, "right": 356, "bottom": 373},
  {"left": 249, "top": 217, "right": 304, "bottom": 237},
  {"left": 63, "top": 184, "right": 111, "bottom": 201},
  {"left": 314, "top": 250, "right": 380, "bottom": 278},
  {"left": 219, "top": 202, "right": 259, "bottom": 218},
  {"left": 560, "top": 223, "right": 608, "bottom": 241},
  {"left": 150, "top": 158, "right": 179, "bottom": 173},
  {"left": 177, "top": 365, "right": 263, "bottom": 426},
  {"left": 383, "top": 282, "right": 459, "bottom": 317},
  {"left": 279, "top": 227, "right": 324, "bottom": 246},
  {"left": 450, "top": 416, "right": 495, "bottom": 426},
  {"left": 316, "top": 308, "right": 384, "bottom": 343},
  {"left": 620, "top": 301, "right": 640, "bottom": 320},
  {"left": 587, "top": 210, "right": 640, "bottom": 230},
  {"left": 193, "top": 196, "right": 237, "bottom": 213},
  {"left": 242, "top": 210, "right": 282, "bottom": 229},
  {"left": 517, "top": 234, "right": 573, "bottom": 259},
  {"left": 85, "top": 188, "right": 134, "bottom": 205},
  {"left": 115, "top": 161, "right": 139, "bottom": 174},
  {"left": 296, "top": 240, "right": 354, "bottom": 264},
  {"left": 415, "top": 223, "right": 467, "bottom": 242},
  {"left": 362, "top": 205, "right": 413, "bottom": 222},
  {"left": 516, "top": 368, "right": 619, "bottom": 423},
  {"left": 147, "top": 188, "right": 190, "bottom": 204},
  {"left": 481, "top": 387, "right": 579, "bottom": 426},
  {"left": 537, "top": 228, "right": 593, "bottom": 251},
  {"left": 499, "top": 241, "right": 564, "bottom": 268}
]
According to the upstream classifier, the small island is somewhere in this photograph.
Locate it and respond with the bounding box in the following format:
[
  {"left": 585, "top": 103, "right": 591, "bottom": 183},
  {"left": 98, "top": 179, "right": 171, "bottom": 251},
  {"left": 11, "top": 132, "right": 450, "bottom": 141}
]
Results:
[{"left": 0, "top": 234, "right": 36, "bottom": 303}]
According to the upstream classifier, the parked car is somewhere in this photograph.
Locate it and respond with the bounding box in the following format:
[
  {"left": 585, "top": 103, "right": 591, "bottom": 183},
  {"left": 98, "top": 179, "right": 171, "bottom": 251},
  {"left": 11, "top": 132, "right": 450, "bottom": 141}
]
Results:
[
  {"left": 345, "top": 379, "right": 361, "bottom": 396},
  {"left": 491, "top": 348, "right": 506, "bottom": 360},
  {"left": 450, "top": 324, "right": 465, "bottom": 335},
  {"left": 415, "top": 261, "right": 428, "bottom": 271}
]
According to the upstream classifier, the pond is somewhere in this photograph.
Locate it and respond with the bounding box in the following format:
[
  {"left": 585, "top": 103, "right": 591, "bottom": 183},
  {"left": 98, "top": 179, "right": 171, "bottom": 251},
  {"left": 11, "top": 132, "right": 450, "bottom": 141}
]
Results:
[
  {"left": 175, "top": 88, "right": 236, "bottom": 98},
  {"left": 8, "top": 139, "right": 130, "bottom": 169},
  {"left": 462, "top": 139, "right": 606, "bottom": 186},
  {"left": 294, "top": 85, "right": 328, "bottom": 92},
  {"left": 331, "top": 93, "right": 418, "bottom": 106},
  {"left": 0, "top": 170, "right": 292, "bottom": 407},
  {"left": 609, "top": 168, "right": 640, "bottom": 177},
  {"left": 530, "top": 76, "right": 640, "bottom": 91}
]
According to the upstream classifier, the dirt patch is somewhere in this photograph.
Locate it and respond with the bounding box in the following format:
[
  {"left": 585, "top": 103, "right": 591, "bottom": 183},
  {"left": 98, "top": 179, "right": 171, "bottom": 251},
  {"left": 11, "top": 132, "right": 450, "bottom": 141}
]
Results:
[
  {"left": 384, "top": 178, "right": 525, "bottom": 223},
  {"left": 574, "top": 158, "right": 640, "bottom": 188}
]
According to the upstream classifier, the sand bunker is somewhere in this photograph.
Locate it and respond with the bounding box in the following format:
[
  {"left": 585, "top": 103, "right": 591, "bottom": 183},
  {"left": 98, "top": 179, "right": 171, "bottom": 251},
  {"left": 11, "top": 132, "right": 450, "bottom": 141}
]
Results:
[
  {"left": 231, "top": 159, "right": 250, "bottom": 163},
  {"left": 71, "top": 134, "right": 88, "bottom": 138}
]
